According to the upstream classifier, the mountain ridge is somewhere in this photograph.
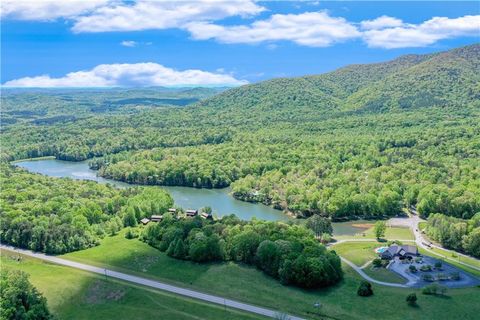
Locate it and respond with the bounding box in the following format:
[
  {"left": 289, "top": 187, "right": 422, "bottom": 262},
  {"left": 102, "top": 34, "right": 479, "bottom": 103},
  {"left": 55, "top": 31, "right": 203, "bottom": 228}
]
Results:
[{"left": 198, "top": 43, "right": 479, "bottom": 114}]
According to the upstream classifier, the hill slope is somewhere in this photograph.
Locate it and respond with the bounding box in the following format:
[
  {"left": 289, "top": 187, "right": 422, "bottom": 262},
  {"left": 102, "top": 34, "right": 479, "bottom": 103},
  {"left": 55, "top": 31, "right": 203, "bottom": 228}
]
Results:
[
  {"left": 2, "top": 44, "right": 479, "bottom": 221},
  {"left": 198, "top": 43, "right": 479, "bottom": 114}
]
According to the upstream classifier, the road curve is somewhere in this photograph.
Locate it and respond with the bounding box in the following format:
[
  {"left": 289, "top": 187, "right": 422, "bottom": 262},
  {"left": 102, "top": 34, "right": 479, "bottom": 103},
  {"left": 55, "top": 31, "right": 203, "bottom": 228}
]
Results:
[
  {"left": 339, "top": 257, "right": 408, "bottom": 288},
  {"left": 409, "top": 213, "right": 480, "bottom": 272},
  {"left": 1, "top": 245, "right": 304, "bottom": 320}
]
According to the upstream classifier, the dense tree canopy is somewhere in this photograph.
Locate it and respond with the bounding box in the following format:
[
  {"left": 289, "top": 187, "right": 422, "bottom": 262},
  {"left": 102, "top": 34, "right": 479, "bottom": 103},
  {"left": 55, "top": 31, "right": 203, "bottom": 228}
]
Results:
[
  {"left": 1, "top": 44, "right": 479, "bottom": 222},
  {"left": 0, "top": 165, "right": 173, "bottom": 254},
  {"left": 0, "top": 269, "right": 53, "bottom": 320},
  {"left": 426, "top": 213, "right": 480, "bottom": 258},
  {"left": 141, "top": 215, "right": 343, "bottom": 289},
  {"left": 1, "top": 45, "right": 477, "bottom": 303}
]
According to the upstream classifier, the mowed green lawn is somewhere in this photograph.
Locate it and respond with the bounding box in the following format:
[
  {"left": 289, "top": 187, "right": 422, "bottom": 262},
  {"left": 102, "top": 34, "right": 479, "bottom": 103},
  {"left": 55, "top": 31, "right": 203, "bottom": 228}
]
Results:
[
  {"left": 428, "top": 247, "right": 480, "bottom": 269},
  {"left": 1, "top": 252, "right": 264, "bottom": 320},
  {"left": 331, "top": 242, "right": 380, "bottom": 267},
  {"left": 362, "top": 267, "right": 407, "bottom": 285},
  {"left": 335, "top": 226, "right": 414, "bottom": 241},
  {"left": 62, "top": 231, "right": 480, "bottom": 320}
]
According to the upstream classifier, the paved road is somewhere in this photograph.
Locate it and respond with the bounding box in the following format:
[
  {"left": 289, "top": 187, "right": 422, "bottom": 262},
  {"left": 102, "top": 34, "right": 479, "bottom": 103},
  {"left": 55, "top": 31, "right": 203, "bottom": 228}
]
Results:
[
  {"left": 1, "top": 245, "right": 304, "bottom": 320},
  {"left": 408, "top": 212, "right": 480, "bottom": 272}
]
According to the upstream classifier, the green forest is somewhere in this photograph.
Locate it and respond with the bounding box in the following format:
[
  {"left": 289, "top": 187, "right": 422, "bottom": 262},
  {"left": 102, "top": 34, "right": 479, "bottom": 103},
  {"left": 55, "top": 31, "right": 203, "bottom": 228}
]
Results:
[
  {"left": 1, "top": 44, "right": 479, "bottom": 250},
  {"left": 426, "top": 213, "right": 480, "bottom": 257},
  {"left": 0, "top": 165, "right": 173, "bottom": 254},
  {"left": 141, "top": 214, "right": 343, "bottom": 289},
  {"left": 3, "top": 45, "right": 478, "bottom": 220}
]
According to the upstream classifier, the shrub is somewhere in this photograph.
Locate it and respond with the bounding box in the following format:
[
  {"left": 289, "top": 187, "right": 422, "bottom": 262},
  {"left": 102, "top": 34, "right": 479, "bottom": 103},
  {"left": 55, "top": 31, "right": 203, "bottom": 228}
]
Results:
[
  {"left": 421, "top": 274, "right": 434, "bottom": 282},
  {"left": 357, "top": 281, "right": 373, "bottom": 297},
  {"left": 320, "top": 233, "right": 332, "bottom": 244},
  {"left": 409, "top": 265, "right": 417, "bottom": 273},
  {"left": 125, "top": 228, "right": 138, "bottom": 239},
  {"left": 415, "top": 257, "right": 423, "bottom": 263},
  {"left": 387, "top": 240, "right": 403, "bottom": 246},
  {"left": 406, "top": 293, "right": 417, "bottom": 306},
  {"left": 449, "top": 272, "right": 460, "bottom": 281},
  {"left": 422, "top": 283, "right": 447, "bottom": 295},
  {"left": 434, "top": 261, "right": 443, "bottom": 270},
  {"left": 420, "top": 265, "right": 432, "bottom": 272},
  {"left": 372, "top": 258, "right": 382, "bottom": 268},
  {"left": 437, "top": 273, "right": 448, "bottom": 281}
]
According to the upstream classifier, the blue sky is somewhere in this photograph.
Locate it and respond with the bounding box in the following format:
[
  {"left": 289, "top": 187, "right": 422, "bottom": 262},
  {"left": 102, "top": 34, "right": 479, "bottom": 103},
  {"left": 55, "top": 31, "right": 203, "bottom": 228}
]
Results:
[{"left": 2, "top": 1, "right": 479, "bottom": 87}]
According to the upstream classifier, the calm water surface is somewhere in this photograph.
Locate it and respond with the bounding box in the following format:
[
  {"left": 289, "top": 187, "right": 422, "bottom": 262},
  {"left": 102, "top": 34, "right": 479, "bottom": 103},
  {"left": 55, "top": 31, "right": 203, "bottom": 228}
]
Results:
[
  {"left": 15, "top": 159, "right": 288, "bottom": 222},
  {"left": 15, "top": 159, "right": 367, "bottom": 235}
]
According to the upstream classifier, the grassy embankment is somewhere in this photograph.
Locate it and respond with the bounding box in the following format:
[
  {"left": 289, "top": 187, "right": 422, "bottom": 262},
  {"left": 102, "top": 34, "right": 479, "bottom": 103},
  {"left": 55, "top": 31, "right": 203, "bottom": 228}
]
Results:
[
  {"left": 362, "top": 267, "right": 407, "bottom": 284},
  {"left": 331, "top": 242, "right": 380, "bottom": 267},
  {"left": 417, "top": 247, "right": 480, "bottom": 278},
  {"left": 60, "top": 230, "right": 480, "bottom": 320},
  {"left": 334, "top": 225, "right": 414, "bottom": 241},
  {"left": 1, "top": 252, "right": 264, "bottom": 320}
]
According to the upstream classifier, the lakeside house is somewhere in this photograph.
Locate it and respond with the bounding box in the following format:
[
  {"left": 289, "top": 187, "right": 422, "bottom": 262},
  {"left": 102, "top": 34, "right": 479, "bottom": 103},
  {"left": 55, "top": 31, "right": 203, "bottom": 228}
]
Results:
[
  {"left": 186, "top": 209, "right": 198, "bottom": 217},
  {"left": 151, "top": 215, "right": 163, "bottom": 222},
  {"left": 140, "top": 218, "right": 150, "bottom": 225},
  {"left": 200, "top": 212, "right": 213, "bottom": 220},
  {"left": 168, "top": 208, "right": 177, "bottom": 213},
  {"left": 380, "top": 244, "right": 418, "bottom": 260}
]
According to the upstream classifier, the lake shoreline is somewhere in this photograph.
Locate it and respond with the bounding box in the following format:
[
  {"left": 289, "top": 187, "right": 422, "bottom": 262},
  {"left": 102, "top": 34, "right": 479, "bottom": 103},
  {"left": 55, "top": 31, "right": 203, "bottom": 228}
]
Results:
[{"left": 13, "top": 158, "right": 290, "bottom": 222}]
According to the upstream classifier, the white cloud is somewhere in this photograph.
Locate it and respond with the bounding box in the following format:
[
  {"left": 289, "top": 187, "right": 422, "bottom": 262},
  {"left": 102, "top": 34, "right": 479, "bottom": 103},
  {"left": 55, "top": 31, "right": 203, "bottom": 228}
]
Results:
[
  {"left": 1, "top": 2, "right": 478, "bottom": 50},
  {"left": 3, "top": 63, "right": 247, "bottom": 87},
  {"left": 363, "top": 15, "right": 480, "bottom": 48},
  {"left": 360, "top": 16, "right": 404, "bottom": 30},
  {"left": 1, "top": 0, "right": 109, "bottom": 21},
  {"left": 71, "top": 0, "right": 264, "bottom": 33},
  {"left": 186, "top": 11, "right": 361, "bottom": 47},
  {"left": 121, "top": 40, "right": 137, "bottom": 47}
]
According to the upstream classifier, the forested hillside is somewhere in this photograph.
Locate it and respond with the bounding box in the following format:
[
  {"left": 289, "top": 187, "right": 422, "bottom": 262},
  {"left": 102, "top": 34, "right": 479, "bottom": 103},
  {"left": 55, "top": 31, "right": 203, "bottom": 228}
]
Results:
[
  {"left": 1, "top": 44, "right": 479, "bottom": 221},
  {"left": 0, "top": 165, "right": 173, "bottom": 253},
  {"left": 0, "top": 87, "right": 223, "bottom": 128}
]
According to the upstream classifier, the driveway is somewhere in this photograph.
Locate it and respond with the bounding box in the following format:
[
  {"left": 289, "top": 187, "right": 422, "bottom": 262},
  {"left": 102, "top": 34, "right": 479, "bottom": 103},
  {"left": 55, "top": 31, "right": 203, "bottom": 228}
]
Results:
[{"left": 388, "top": 256, "right": 480, "bottom": 288}]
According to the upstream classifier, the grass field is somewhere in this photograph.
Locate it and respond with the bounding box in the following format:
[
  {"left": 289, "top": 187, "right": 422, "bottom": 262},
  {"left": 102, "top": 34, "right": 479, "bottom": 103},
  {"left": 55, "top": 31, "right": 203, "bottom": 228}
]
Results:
[
  {"left": 429, "top": 247, "right": 480, "bottom": 269},
  {"left": 1, "top": 252, "right": 264, "bottom": 320},
  {"left": 334, "top": 226, "right": 414, "bottom": 241},
  {"left": 418, "top": 233, "right": 480, "bottom": 269},
  {"left": 363, "top": 267, "right": 407, "bottom": 285},
  {"left": 331, "top": 242, "right": 380, "bottom": 267},
  {"left": 61, "top": 231, "right": 480, "bottom": 320}
]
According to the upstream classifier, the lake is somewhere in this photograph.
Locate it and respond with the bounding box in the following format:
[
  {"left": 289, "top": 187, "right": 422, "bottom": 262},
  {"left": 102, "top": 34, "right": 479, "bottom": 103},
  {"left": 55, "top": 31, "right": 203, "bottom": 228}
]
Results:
[
  {"left": 14, "top": 159, "right": 289, "bottom": 222},
  {"left": 15, "top": 158, "right": 369, "bottom": 235}
]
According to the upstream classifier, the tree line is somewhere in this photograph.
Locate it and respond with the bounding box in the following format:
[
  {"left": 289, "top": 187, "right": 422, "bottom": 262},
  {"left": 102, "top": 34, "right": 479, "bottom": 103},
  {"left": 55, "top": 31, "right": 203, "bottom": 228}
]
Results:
[{"left": 426, "top": 213, "right": 480, "bottom": 258}]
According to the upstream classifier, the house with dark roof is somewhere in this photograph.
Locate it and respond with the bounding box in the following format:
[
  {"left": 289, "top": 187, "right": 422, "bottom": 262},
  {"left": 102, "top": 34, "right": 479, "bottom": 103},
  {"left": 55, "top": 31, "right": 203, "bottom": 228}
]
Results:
[
  {"left": 380, "top": 245, "right": 418, "bottom": 260},
  {"left": 150, "top": 215, "right": 163, "bottom": 222},
  {"left": 186, "top": 209, "right": 198, "bottom": 217},
  {"left": 200, "top": 212, "right": 213, "bottom": 220}
]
